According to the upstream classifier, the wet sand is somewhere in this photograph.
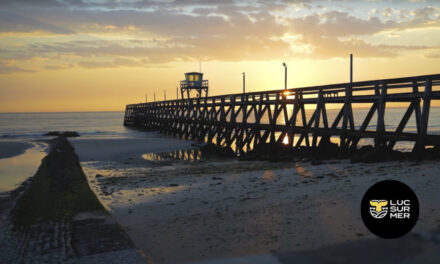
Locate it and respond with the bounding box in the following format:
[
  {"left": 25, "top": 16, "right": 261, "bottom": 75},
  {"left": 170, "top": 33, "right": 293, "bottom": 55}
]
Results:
[
  {"left": 0, "top": 141, "right": 34, "bottom": 159},
  {"left": 72, "top": 136, "right": 440, "bottom": 264},
  {"left": 70, "top": 134, "right": 194, "bottom": 163}
]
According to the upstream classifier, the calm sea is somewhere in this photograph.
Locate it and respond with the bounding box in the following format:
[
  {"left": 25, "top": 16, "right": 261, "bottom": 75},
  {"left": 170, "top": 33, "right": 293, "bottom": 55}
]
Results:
[
  {"left": 0, "top": 111, "right": 143, "bottom": 140},
  {"left": 1, "top": 108, "right": 440, "bottom": 145}
]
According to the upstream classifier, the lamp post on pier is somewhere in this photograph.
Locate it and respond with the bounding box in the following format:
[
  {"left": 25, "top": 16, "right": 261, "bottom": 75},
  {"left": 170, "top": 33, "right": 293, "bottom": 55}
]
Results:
[
  {"left": 350, "top": 54, "right": 353, "bottom": 83},
  {"left": 283, "top": 62, "right": 287, "bottom": 90},
  {"left": 242, "top": 72, "right": 246, "bottom": 94}
]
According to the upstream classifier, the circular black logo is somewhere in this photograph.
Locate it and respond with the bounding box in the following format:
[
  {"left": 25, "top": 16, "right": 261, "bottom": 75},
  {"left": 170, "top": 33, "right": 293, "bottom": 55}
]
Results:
[{"left": 361, "top": 180, "right": 419, "bottom": 238}]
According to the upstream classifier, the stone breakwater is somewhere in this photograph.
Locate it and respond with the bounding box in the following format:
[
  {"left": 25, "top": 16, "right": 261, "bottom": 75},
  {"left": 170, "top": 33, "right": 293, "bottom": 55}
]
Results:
[{"left": 0, "top": 136, "right": 146, "bottom": 263}]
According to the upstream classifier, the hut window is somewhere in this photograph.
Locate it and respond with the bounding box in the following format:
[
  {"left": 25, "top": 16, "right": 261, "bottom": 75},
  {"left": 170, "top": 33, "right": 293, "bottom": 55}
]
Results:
[{"left": 194, "top": 74, "right": 199, "bottom": 81}]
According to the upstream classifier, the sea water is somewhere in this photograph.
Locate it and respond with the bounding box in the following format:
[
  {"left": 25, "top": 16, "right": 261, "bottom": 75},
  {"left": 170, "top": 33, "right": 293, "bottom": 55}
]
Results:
[
  {"left": 0, "top": 111, "right": 143, "bottom": 140},
  {"left": 3, "top": 109, "right": 438, "bottom": 142},
  {"left": 0, "top": 111, "right": 143, "bottom": 192}
]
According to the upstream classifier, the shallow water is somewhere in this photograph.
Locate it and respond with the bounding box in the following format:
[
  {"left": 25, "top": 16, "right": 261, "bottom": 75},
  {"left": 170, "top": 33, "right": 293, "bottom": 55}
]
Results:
[
  {"left": 0, "top": 112, "right": 149, "bottom": 191},
  {"left": 0, "top": 142, "right": 47, "bottom": 192},
  {"left": 142, "top": 148, "right": 203, "bottom": 162}
]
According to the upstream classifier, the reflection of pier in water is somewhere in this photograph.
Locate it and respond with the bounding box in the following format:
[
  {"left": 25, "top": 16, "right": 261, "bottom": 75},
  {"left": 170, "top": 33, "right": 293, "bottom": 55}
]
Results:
[
  {"left": 125, "top": 74, "right": 440, "bottom": 155},
  {"left": 142, "top": 148, "right": 203, "bottom": 162}
]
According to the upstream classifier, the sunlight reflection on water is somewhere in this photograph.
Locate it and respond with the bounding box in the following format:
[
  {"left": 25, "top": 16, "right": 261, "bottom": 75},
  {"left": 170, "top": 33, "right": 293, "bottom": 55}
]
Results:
[
  {"left": 142, "top": 148, "right": 203, "bottom": 162},
  {"left": 0, "top": 142, "right": 47, "bottom": 192}
]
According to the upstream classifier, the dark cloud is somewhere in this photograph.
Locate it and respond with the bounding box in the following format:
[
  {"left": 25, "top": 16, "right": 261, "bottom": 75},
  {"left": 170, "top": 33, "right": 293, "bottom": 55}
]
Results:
[
  {"left": 0, "top": 10, "right": 74, "bottom": 34},
  {"left": 0, "top": 0, "right": 63, "bottom": 8},
  {"left": 290, "top": 10, "right": 395, "bottom": 37}
]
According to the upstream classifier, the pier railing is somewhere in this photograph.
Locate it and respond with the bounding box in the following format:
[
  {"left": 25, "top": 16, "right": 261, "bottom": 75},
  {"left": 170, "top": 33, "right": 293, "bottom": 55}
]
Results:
[{"left": 124, "top": 74, "right": 440, "bottom": 154}]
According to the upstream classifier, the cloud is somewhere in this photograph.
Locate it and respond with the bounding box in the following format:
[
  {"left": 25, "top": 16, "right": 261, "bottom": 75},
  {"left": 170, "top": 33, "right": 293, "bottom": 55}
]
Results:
[
  {"left": 0, "top": 61, "right": 34, "bottom": 74},
  {"left": 0, "top": 10, "right": 74, "bottom": 34},
  {"left": 43, "top": 63, "right": 74, "bottom": 70},
  {"left": 424, "top": 52, "right": 440, "bottom": 58},
  {"left": 78, "top": 57, "right": 144, "bottom": 68},
  {"left": 0, "top": 0, "right": 439, "bottom": 71}
]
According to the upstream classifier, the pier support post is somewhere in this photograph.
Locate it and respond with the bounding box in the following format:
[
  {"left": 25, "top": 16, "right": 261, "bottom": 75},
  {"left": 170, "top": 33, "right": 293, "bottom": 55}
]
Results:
[
  {"left": 375, "top": 82, "right": 387, "bottom": 150},
  {"left": 414, "top": 79, "right": 432, "bottom": 153}
]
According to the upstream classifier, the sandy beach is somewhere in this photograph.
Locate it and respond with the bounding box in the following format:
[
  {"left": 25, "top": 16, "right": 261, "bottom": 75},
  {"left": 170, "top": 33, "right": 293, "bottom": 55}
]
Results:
[{"left": 71, "top": 134, "right": 440, "bottom": 264}]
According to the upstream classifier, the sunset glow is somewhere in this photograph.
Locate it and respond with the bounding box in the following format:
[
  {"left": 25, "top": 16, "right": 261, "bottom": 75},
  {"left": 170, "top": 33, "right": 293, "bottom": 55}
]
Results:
[{"left": 0, "top": 0, "right": 439, "bottom": 112}]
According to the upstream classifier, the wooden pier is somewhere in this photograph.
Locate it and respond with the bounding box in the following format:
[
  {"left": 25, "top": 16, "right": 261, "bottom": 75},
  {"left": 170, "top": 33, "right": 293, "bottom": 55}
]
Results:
[{"left": 124, "top": 74, "right": 440, "bottom": 155}]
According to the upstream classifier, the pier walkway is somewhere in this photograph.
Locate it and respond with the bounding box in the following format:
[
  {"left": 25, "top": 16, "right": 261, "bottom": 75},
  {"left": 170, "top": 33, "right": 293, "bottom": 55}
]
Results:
[{"left": 124, "top": 74, "right": 440, "bottom": 154}]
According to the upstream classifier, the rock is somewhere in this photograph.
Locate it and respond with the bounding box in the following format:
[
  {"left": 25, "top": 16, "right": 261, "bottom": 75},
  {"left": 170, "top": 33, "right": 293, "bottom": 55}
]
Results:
[
  {"left": 241, "top": 142, "right": 293, "bottom": 162},
  {"left": 314, "top": 138, "right": 339, "bottom": 160},
  {"left": 43, "top": 131, "right": 80, "bottom": 137},
  {"left": 311, "top": 159, "right": 323, "bottom": 165},
  {"left": 423, "top": 146, "right": 440, "bottom": 160},
  {"left": 350, "top": 146, "right": 373, "bottom": 163},
  {"left": 61, "top": 131, "right": 80, "bottom": 137},
  {"left": 43, "top": 131, "right": 61, "bottom": 136},
  {"left": 200, "top": 143, "right": 235, "bottom": 158}
]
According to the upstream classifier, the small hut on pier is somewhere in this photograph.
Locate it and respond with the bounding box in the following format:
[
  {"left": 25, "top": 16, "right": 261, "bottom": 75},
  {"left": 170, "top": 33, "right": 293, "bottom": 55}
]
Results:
[{"left": 180, "top": 72, "right": 209, "bottom": 99}]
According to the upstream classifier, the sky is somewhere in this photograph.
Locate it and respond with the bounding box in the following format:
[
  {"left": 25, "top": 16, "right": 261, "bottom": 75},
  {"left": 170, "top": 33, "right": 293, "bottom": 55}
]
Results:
[{"left": 0, "top": 0, "right": 439, "bottom": 112}]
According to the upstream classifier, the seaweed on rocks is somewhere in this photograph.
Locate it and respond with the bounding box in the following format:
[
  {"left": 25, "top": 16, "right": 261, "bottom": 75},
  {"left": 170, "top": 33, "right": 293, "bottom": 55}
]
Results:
[
  {"left": 8, "top": 136, "right": 142, "bottom": 262},
  {"left": 199, "top": 143, "right": 235, "bottom": 158},
  {"left": 43, "top": 131, "right": 80, "bottom": 137}
]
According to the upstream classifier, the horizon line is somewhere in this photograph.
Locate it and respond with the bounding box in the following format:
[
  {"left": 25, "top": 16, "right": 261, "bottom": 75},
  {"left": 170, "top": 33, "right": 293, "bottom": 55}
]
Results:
[{"left": 3, "top": 105, "right": 440, "bottom": 114}]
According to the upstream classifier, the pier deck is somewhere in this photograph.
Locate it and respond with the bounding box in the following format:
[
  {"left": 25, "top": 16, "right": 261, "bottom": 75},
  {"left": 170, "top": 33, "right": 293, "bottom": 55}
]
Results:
[{"left": 124, "top": 74, "right": 440, "bottom": 154}]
